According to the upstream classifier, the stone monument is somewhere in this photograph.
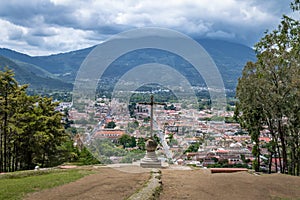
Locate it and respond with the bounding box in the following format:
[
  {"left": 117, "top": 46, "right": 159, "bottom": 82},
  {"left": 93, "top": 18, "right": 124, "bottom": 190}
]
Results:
[
  {"left": 140, "top": 139, "right": 161, "bottom": 168},
  {"left": 140, "top": 95, "right": 165, "bottom": 168}
]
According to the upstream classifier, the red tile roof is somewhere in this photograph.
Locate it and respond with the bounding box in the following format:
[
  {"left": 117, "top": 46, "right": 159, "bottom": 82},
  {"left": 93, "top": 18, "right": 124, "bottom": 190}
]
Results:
[{"left": 94, "top": 129, "right": 125, "bottom": 139}]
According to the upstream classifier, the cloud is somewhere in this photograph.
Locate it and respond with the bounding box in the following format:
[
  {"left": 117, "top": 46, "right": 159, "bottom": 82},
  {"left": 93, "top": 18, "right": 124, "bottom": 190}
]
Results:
[
  {"left": 0, "top": 1, "right": 65, "bottom": 27},
  {"left": 206, "top": 31, "right": 235, "bottom": 39},
  {"left": 0, "top": 19, "right": 26, "bottom": 41},
  {"left": 0, "top": 0, "right": 294, "bottom": 55},
  {"left": 30, "top": 27, "right": 58, "bottom": 37}
]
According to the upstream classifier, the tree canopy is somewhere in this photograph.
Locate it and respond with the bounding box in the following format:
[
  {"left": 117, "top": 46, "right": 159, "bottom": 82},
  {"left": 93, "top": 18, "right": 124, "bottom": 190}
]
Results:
[
  {"left": 235, "top": 0, "right": 300, "bottom": 175},
  {"left": 0, "top": 68, "right": 70, "bottom": 172}
]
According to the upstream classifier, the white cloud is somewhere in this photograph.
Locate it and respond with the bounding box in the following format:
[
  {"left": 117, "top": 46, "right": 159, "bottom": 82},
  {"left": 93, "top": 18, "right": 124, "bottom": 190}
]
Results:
[
  {"left": 42, "top": 27, "right": 99, "bottom": 52},
  {"left": 0, "top": 19, "right": 29, "bottom": 51},
  {"left": 207, "top": 31, "right": 235, "bottom": 39},
  {"left": 0, "top": 19, "right": 26, "bottom": 40},
  {"left": 0, "top": 0, "right": 294, "bottom": 55}
]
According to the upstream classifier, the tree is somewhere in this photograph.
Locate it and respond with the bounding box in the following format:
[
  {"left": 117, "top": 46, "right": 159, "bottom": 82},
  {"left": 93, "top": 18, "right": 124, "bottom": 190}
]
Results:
[
  {"left": 143, "top": 117, "right": 150, "bottom": 123},
  {"left": 137, "top": 137, "right": 146, "bottom": 150},
  {"left": 105, "top": 121, "right": 116, "bottom": 129},
  {"left": 235, "top": 62, "right": 265, "bottom": 172},
  {"left": 0, "top": 68, "right": 69, "bottom": 172},
  {"left": 78, "top": 147, "right": 100, "bottom": 165},
  {"left": 127, "top": 120, "right": 139, "bottom": 133},
  {"left": 235, "top": 0, "right": 300, "bottom": 175},
  {"left": 32, "top": 97, "right": 67, "bottom": 167},
  {"left": 0, "top": 68, "right": 28, "bottom": 171},
  {"left": 167, "top": 133, "right": 178, "bottom": 147},
  {"left": 118, "top": 134, "right": 136, "bottom": 148},
  {"left": 184, "top": 142, "right": 200, "bottom": 153},
  {"left": 129, "top": 120, "right": 139, "bottom": 129}
]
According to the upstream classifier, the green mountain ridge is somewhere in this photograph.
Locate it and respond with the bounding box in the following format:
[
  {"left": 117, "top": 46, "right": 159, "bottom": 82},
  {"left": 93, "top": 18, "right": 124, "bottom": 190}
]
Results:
[
  {"left": 0, "top": 55, "right": 73, "bottom": 91},
  {"left": 0, "top": 39, "right": 256, "bottom": 92},
  {"left": 0, "top": 47, "right": 94, "bottom": 83}
]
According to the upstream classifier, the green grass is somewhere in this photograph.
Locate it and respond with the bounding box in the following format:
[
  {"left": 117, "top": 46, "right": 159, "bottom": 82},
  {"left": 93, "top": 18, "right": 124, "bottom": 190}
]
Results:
[{"left": 0, "top": 169, "right": 93, "bottom": 200}]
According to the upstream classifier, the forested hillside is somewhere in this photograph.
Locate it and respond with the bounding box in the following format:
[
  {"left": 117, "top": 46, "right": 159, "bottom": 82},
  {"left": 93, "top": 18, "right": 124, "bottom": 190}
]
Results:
[{"left": 0, "top": 39, "right": 255, "bottom": 91}]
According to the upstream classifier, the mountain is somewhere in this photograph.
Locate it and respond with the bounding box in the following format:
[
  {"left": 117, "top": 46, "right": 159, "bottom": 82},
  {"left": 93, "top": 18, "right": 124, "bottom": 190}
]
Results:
[
  {"left": 0, "top": 47, "right": 93, "bottom": 83},
  {"left": 0, "top": 55, "right": 72, "bottom": 90},
  {"left": 196, "top": 39, "right": 256, "bottom": 89},
  {"left": 99, "top": 39, "right": 256, "bottom": 90},
  {"left": 0, "top": 39, "right": 256, "bottom": 92}
]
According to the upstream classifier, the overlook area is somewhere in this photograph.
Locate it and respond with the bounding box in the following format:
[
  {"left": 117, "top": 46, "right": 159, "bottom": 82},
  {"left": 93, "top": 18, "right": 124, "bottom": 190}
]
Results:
[
  {"left": 2, "top": 165, "right": 298, "bottom": 200},
  {"left": 0, "top": 0, "right": 300, "bottom": 199}
]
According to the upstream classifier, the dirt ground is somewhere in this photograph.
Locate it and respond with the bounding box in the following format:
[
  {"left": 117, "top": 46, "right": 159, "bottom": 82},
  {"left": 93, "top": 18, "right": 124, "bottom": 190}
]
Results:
[
  {"left": 23, "top": 166, "right": 300, "bottom": 200},
  {"left": 160, "top": 169, "right": 300, "bottom": 200},
  {"left": 24, "top": 167, "right": 150, "bottom": 200}
]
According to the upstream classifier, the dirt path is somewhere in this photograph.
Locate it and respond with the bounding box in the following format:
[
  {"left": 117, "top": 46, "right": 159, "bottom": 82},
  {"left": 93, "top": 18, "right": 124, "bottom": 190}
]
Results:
[
  {"left": 160, "top": 169, "right": 300, "bottom": 200},
  {"left": 24, "top": 167, "right": 149, "bottom": 200},
  {"left": 23, "top": 166, "right": 300, "bottom": 200}
]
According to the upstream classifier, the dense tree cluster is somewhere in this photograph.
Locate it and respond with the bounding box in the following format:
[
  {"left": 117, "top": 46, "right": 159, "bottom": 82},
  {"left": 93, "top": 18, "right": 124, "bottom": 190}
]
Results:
[
  {"left": 0, "top": 69, "right": 69, "bottom": 172},
  {"left": 118, "top": 134, "right": 136, "bottom": 148},
  {"left": 87, "top": 138, "right": 145, "bottom": 164},
  {"left": 235, "top": 1, "right": 300, "bottom": 175}
]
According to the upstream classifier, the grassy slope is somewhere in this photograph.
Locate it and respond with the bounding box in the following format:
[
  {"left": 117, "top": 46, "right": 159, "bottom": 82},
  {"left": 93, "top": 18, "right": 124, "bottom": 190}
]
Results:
[{"left": 0, "top": 169, "right": 93, "bottom": 200}]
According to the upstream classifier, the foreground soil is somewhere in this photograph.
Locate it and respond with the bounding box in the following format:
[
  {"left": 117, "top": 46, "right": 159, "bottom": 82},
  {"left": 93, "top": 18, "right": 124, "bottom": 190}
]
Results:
[
  {"left": 24, "top": 167, "right": 149, "bottom": 200},
  {"left": 160, "top": 169, "right": 300, "bottom": 200},
  {"left": 23, "top": 166, "right": 300, "bottom": 200}
]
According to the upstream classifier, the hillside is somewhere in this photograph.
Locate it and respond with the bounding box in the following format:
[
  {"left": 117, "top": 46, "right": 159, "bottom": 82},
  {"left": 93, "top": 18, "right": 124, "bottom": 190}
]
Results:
[
  {"left": 0, "top": 39, "right": 256, "bottom": 91},
  {"left": 0, "top": 56, "right": 72, "bottom": 90},
  {"left": 197, "top": 39, "right": 256, "bottom": 89},
  {"left": 0, "top": 47, "right": 93, "bottom": 83}
]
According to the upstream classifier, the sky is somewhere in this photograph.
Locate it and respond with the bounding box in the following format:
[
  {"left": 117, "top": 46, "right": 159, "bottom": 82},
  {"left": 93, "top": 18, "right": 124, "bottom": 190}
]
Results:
[{"left": 0, "top": 0, "right": 296, "bottom": 56}]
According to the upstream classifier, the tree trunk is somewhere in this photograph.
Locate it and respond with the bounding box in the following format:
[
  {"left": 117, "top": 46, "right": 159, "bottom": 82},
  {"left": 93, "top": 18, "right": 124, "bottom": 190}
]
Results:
[
  {"left": 0, "top": 128, "right": 2, "bottom": 172},
  {"left": 3, "top": 110, "right": 8, "bottom": 172},
  {"left": 274, "top": 143, "right": 278, "bottom": 173},
  {"left": 292, "top": 145, "right": 296, "bottom": 175},
  {"left": 12, "top": 142, "right": 16, "bottom": 172},
  {"left": 276, "top": 143, "right": 283, "bottom": 173},
  {"left": 41, "top": 152, "right": 46, "bottom": 168},
  {"left": 278, "top": 120, "right": 288, "bottom": 174},
  {"left": 268, "top": 151, "right": 272, "bottom": 174},
  {"left": 296, "top": 137, "right": 300, "bottom": 176}
]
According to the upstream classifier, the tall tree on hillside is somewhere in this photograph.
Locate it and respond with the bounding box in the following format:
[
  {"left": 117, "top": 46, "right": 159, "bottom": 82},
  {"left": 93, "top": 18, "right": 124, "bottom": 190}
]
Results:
[
  {"left": 0, "top": 68, "right": 69, "bottom": 172},
  {"left": 31, "top": 97, "right": 66, "bottom": 167},
  {"left": 10, "top": 93, "right": 37, "bottom": 170},
  {"left": 236, "top": 0, "right": 300, "bottom": 175},
  {"left": 0, "top": 69, "right": 28, "bottom": 172},
  {"left": 236, "top": 62, "right": 265, "bottom": 172}
]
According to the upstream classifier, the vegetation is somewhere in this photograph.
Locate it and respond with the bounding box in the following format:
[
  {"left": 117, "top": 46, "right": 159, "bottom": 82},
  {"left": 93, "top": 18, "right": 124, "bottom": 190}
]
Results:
[
  {"left": 87, "top": 139, "right": 124, "bottom": 164},
  {"left": 105, "top": 121, "right": 116, "bottom": 129},
  {"left": 77, "top": 147, "right": 101, "bottom": 165},
  {"left": 118, "top": 134, "right": 137, "bottom": 148},
  {"left": 87, "top": 138, "right": 146, "bottom": 164},
  {"left": 0, "top": 69, "right": 74, "bottom": 172},
  {"left": 184, "top": 142, "right": 200, "bottom": 154},
  {"left": 137, "top": 137, "right": 146, "bottom": 150},
  {"left": 0, "top": 56, "right": 73, "bottom": 91},
  {"left": 120, "top": 149, "right": 145, "bottom": 163},
  {"left": 127, "top": 121, "right": 139, "bottom": 133},
  {"left": 206, "top": 163, "right": 250, "bottom": 169},
  {"left": 235, "top": 0, "right": 300, "bottom": 175},
  {"left": 166, "top": 133, "right": 178, "bottom": 147},
  {"left": 0, "top": 169, "right": 92, "bottom": 200}
]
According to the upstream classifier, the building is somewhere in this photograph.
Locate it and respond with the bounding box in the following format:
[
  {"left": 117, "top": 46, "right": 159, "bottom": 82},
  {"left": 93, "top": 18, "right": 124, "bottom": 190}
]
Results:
[{"left": 93, "top": 129, "right": 125, "bottom": 141}]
